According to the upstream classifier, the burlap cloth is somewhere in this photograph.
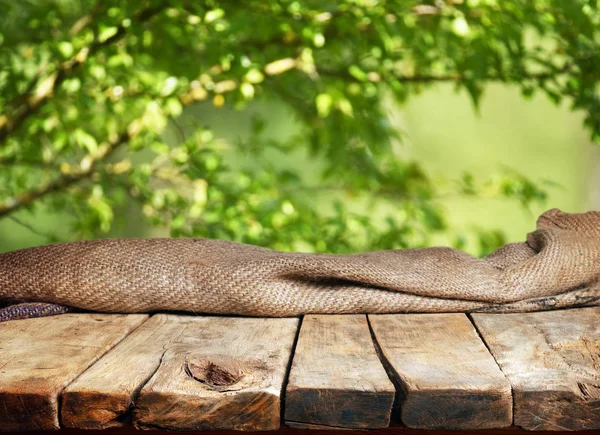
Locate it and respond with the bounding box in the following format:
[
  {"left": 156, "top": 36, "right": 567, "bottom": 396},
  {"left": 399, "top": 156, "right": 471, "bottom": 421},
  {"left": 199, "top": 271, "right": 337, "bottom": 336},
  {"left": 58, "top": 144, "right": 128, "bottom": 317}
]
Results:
[{"left": 1, "top": 208, "right": 599, "bottom": 321}]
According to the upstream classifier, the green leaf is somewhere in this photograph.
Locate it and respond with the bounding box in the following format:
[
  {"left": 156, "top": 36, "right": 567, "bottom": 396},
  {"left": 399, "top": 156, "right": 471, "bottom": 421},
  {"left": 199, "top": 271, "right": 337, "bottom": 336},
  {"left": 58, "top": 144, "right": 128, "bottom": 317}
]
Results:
[
  {"left": 348, "top": 65, "right": 368, "bottom": 81},
  {"left": 73, "top": 129, "right": 98, "bottom": 154},
  {"left": 205, "top": 8, "right": 224, "bottom": 23},
  {"left": 98, "top": 26, "right": 118, "bottom": 43},
  {"left": 57, "top": 41, "right": 73, "bottom": 58},
  {"left": 315, "top": 93, "right": 333, "bottom": 117}
]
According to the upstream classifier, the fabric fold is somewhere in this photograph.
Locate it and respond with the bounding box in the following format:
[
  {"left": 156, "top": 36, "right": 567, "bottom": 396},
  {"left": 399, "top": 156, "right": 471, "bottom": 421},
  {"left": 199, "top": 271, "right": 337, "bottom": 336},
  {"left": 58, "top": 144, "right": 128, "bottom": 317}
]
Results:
[{"left": 0, "top": 208, "right": 599, "bottom": 320}]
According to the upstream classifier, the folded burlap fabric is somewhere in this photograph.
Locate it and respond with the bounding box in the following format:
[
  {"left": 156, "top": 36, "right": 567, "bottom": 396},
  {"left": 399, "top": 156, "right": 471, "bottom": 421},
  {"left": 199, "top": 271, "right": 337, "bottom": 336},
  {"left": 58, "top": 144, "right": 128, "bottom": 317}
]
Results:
[{"left": 1, "top": 208, "right": 599, "bottom": 321}]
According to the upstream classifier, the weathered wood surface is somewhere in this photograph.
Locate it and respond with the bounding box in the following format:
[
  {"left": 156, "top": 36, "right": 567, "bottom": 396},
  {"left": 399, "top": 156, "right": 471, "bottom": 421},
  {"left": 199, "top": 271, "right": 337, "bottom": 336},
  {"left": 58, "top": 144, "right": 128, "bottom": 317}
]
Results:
[
  {"left": 63, "top": 314, "right": 185, "bottom": 428},
  {"left": 369, "top": 313, "right": 512, "bottom": 430},
  {"left": 472, "top": 307, "right": 600, "bottom": 431},
  {"left": 0, "top": 314, "right": 147, "bottom": 432},
  {"left": 130, "top": 316, "right": 299, "bottom": 431},
  {"left": 4, "top": 309, "right": 600, "bottom": 432},
  {"left": 285, "top": 315, "right": 395, "bottom": 429}
]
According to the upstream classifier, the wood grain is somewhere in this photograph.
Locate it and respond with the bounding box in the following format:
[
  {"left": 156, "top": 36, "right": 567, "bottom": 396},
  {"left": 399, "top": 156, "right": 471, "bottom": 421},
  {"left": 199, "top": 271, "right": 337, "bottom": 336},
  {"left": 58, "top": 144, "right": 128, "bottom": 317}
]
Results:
[
  {"left": 369, "top": 313, "right": 512, "bottom": 430},
  {"left": 472, "top": 307, "right": 600, "bottom": 431},
  {"left": 0, "top": 314, "right": 147, "bottom": 432},
  {"left": 17, "top": 422, "right": 594, "bottom": 435},
  {"left": 132, "top": 316, "right": 299, "bottom": 431},
  {"left": 285, "top": 315, "right": 395, "bottom": 429},
  {"left": 62, "top": 314, "right": 185, "bottom": 428}
]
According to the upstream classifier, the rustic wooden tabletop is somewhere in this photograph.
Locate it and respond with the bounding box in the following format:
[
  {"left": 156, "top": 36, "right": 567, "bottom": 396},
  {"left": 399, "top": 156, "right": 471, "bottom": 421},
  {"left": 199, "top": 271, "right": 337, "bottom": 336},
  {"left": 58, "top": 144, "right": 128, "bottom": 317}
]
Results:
[
  {"left": 26, "top": 424, "right": 600, "bottom": 435},
  {"left": 1, "top": 308, "right": 599, "bottom": 433}
]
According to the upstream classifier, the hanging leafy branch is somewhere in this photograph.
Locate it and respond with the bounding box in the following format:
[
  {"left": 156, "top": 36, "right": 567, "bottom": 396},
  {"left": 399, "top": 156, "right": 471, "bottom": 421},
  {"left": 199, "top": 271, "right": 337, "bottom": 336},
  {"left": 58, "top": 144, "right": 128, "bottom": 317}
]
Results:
[{"left": 0, "top": 0, "right": 598, "bottom": 255}]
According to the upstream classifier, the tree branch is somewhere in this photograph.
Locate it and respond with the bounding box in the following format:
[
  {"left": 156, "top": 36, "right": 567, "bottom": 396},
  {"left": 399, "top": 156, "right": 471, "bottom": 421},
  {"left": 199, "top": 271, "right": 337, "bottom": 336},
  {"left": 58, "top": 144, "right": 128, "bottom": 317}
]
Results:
[
  {"left": 0, "top": 74, "right": 219, "bottom": 219},
  {"left": 0, "top": 3, "right": 166, "bottom": 147},
  {"left": 7, "top": 216, "right": 60, "bottom": 242},
  {"left": 317, "top": 63, "right": 574, "bottom": 84},
  {"left": 0, "top": 156, "right": 57, "bottom": 169},
  {"left": 0, "top": 130, "right": 131, "bottom": 218},
  {"left": 1, "top": 3, "right": 106, "bottom": 115}
]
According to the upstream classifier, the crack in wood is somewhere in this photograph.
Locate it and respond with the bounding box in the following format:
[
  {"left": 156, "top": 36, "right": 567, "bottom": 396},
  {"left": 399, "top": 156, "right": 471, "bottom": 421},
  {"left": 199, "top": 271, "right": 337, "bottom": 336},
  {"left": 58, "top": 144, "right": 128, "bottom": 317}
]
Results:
[
  {"left": 577, "top": 381, "right": 600, "bottom": 401},
  {"left": 366, "top": 314, "right": 405, "bottom": 421},
  {"left": 285, "top": 419, "right": 355, "bottom": 430}
]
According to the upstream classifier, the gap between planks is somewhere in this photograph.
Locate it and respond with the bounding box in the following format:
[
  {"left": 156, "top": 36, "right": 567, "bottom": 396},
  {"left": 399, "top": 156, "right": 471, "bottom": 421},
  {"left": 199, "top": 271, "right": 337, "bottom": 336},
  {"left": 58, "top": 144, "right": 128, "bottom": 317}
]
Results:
[
  {"left": 472, "top": 307, "right": 600, "bottom": 431},
  {"left": 1, "top": 312, "right": 514, "bottom": 432},
  {"left": 284, "top": 314, "right": 396, "bottom": 430},
  {"left": 368, "top": 313, "right": 513, "bottom": 430},
  {"left": 466, "top": 311, "right": 516, "bottom": 429},
  {"left": 7, "top": 309, "right": 600, "bottom": 432},
  {"left": 62, "top": 314, "right": 299, "bottom": 431},
  {"left": 0, "top": 314, "right": 148, "bottom": 431},
  {"left": 279, "top": 314, "right": 304, "bottom": 429}
]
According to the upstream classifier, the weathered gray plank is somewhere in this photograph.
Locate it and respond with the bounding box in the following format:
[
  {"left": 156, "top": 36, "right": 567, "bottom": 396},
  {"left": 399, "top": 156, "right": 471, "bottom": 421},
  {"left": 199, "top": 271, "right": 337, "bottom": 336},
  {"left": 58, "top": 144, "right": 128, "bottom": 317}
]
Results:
[
  {"left": 0, "top": 313, "right": 147, "bottom": 432},
  {"left": 130, "top": 316, "right": 299, "bottom": 431},
  {"left": 369, "top": 313, "right": 512, "bottom": 430},
  {"left": 472, "top": 307, "right": 600, "bottom": 431},
  {"left": 285, "top": 314, "right": 395, "bottom": 429}
]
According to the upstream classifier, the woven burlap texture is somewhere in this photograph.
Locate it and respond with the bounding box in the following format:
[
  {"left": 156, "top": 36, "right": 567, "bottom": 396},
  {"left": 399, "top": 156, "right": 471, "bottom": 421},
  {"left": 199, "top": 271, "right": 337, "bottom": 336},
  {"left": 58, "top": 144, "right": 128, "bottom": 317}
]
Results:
[{"left": 1, "top": 208, "right": 599, "bottom": 316}]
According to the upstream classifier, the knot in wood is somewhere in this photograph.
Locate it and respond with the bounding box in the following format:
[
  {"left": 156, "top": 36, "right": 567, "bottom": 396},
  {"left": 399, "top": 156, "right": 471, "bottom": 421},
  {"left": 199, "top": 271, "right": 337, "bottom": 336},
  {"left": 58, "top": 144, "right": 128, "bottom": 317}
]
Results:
[{"left": 185, "top": 359, "right": 243, "bottom": 390}]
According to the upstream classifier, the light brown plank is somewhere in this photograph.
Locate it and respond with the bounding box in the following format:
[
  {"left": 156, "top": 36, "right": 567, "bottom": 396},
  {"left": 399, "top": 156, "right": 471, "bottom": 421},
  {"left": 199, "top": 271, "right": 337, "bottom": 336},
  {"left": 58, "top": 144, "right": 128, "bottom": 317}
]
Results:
[
  {"left": 369, "top": 313, "right": 512, "bottom": 430},
  {"left": 0, "top": 313, "right": 147, "bottom": 432},
  {"left": 130, "top": 316, "right": 298, "bottom": 431},
  {"left": 472, "top": 307, "right": 600, "bottom": 431},
  {"left": 62, "top": 314, "right": 185, "bottom": 428},
  {"left": 284, "top": 315, "right": 395, "bottom": 429}
]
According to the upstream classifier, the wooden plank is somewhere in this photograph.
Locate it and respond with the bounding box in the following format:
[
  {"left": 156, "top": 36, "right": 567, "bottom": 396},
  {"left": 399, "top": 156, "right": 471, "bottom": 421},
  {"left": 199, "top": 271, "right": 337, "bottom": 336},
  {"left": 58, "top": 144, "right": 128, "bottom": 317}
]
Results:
[
  {"left": 369, "top": 313, "right": 512, "bottom": 430},
  {"left": 62, "top": 314, "right": 184, "bottom": 428},
  {"left": 0, "top": 313, "right": 147, "bottom": 432},
  {"left": 284, "top": 314, "right": 395, "bottom": 429},
  {"left": 127, "top": 316, "right": 298, "bottom": 431},
  {"left": 472, "top": 307, "right": 600, "bottom": 431}
]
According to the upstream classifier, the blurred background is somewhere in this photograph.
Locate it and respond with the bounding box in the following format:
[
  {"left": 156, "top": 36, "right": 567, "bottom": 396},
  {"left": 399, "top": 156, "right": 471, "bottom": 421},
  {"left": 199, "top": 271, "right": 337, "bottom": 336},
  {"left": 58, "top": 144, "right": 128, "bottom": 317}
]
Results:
[{"left": 1, "top": 0, "right": 598, "bottom": 256}]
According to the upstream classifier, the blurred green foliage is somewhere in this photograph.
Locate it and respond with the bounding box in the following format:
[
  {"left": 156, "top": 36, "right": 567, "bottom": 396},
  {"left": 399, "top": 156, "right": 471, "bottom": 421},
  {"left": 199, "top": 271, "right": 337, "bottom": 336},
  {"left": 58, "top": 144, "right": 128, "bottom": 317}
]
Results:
[{"left": 0, "top": 0, "right": 598, "bottom": 255}]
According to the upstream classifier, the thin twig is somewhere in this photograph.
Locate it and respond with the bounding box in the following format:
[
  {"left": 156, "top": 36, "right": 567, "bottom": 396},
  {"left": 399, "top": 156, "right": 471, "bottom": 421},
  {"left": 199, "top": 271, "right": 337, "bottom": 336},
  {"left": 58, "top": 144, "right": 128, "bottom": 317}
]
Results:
[
  {"left": 170, "top": 116, "right": 188, "bottom": 143},
  {"left": 0, "top": 131, "right": 130, "bottom": 218},
  {"left": 0, "top": 75, "right": 218, "bottom": 219},
  {"left": 7, "top": 216, "right": 59, "bottom": 242}
]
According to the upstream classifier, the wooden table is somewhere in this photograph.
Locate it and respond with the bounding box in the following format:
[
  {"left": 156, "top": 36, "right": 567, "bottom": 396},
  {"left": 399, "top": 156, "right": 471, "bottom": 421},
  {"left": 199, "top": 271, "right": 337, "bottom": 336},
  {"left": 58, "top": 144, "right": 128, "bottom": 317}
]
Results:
[{"left": 1, "top": 308, "right": 599, "bottom": 433}]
